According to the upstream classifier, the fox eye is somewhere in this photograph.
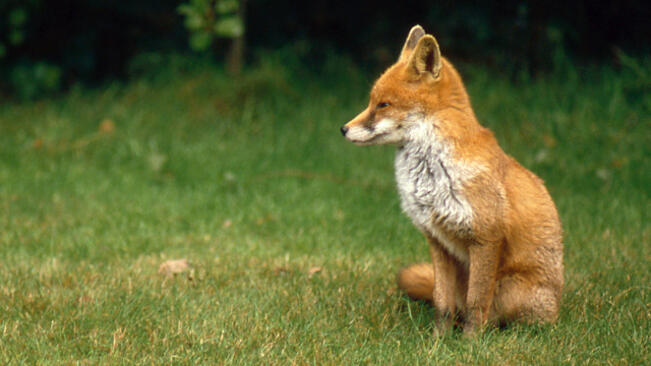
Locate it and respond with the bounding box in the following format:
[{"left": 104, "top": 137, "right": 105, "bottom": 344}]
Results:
[{"left": 377, "top": 101, "right": 391, "bottom": 109}]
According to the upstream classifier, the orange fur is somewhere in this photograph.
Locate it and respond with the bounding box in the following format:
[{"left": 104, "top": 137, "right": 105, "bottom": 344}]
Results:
[{"left": 342, "top": 25, "right": 564, "bottom": 336}]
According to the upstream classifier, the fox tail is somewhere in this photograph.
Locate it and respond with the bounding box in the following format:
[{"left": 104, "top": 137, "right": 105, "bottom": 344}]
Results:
[{"left": 397, "top": 263, "right": 435, "bottom": 302}]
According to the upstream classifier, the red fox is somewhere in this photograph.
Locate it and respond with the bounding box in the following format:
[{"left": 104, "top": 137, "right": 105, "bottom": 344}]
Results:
[{"left": 340, "top": 25, "right": 563, "bottom": 335}]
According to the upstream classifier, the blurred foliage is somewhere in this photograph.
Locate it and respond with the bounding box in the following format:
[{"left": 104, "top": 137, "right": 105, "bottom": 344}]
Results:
[
  {"left": 9, "top": 61, "right": 61, "bottom": 100},
  {"left": 177, "top": 0, "right": 243, "bottom": 52},
  {"left": 0, "top": 1, "right": 62, "bottom": 99},
  {"left": 1, "top": 6, "right": 28, "bottom": 57},
  {"left": 0, "top": 0, "right": 188, "bottom": 100},
  {"left": 0, "top": 0, "right": 648, "bottom": 100}
]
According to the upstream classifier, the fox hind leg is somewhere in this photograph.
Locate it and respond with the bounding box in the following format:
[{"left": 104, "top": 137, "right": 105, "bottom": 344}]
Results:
[{"left": 491, "top": 275, "right": 561, "bottom": 325}]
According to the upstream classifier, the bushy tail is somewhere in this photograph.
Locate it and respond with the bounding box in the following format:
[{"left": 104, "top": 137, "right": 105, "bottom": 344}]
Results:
[{"left": 397, "top": 263, "right": 435, "bottom": 302}]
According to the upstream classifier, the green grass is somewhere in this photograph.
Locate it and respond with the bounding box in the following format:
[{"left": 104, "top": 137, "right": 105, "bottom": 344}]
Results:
[{"left": 0, "top": 53, "right": 649, "bottom": 364}]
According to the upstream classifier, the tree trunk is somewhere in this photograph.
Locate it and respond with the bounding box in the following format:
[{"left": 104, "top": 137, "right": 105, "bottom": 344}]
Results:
[{"left": 226, "top": 0, "right": 246, "bottom": 76}]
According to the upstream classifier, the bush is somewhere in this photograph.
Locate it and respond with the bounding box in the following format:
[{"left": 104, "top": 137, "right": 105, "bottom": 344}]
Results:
[{"left": 9, "top": 61, "right": 61, "bottom": 100}]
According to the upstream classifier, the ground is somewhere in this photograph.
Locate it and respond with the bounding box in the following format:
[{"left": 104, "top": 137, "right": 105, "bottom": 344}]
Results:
[{"left": 0, "top": 53, "right": 648, "bottom": 364}]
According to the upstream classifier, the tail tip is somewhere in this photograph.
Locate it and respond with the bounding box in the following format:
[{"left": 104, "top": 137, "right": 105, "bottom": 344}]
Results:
[{"left": 396, "top": 263, "right": 435, "bottom": 302}]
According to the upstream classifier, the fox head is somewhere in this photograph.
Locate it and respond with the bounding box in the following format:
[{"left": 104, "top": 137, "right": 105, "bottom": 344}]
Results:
[{"left": 340, "top": 25, "right": 471, "bottom": 146}]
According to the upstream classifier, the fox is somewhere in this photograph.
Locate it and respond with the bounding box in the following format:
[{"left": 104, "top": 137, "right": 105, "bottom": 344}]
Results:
[{"left": 340, "top": 25, "right": 564, "bottom": 336}]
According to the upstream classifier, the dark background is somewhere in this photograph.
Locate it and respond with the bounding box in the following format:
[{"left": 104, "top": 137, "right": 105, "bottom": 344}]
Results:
[{"left": 1, "top": 0, "right": 649, "bottom": 98}]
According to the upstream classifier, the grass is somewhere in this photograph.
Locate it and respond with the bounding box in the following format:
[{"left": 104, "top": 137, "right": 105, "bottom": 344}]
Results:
[{"left": 0, "top": 52, "right": 649, "bottom": 364}]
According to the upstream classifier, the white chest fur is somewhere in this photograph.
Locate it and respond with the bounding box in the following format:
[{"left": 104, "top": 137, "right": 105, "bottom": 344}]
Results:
[{"left": 394, "top": 122, "right": 476, "bottom": 263}]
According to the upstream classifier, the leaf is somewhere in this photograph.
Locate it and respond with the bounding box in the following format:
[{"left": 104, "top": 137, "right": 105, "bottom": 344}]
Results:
[
  {"left": 158, "top": 259, "right": 191, "bottom": 277},
  {"left": 307, "top": 267, "right": 322, "bottom": 277},
  {"left": 543, "top": 134, "right": 556, "bottom": 147},
  {"left": 8, "top": 8, "right": 28, "bottom": 27},
  {"left": 273, "top": 266, "right": 291, "bottom": 276},
  {"left": 189, "top": 31, "right": 213, "bottom": 51},
  {"left": 8, "top": 30, "right": 24, "bottom": 46},
  {"left": 184, "top": 13, "right": 205, "bottom": 30},
  {"left": 99, "top": 119, "right": 115, "bottom": 134},
  {"left": 177, "top": 4, "right": 193, "bottom": 15},
  {"left": 214, "top": 16, "right": 243, "bottom": 38},
  {"left": 33, "top": 63, "right": 61, "bottom": 90},
  {"left": 255, "top": 215, "right": 274, "bottom": 225},
  {"left": 32, "top": 138, "right": 43, "bottom": 149},
  {"left": 216, "top": 0, "right": 239, "bottom": 14}
]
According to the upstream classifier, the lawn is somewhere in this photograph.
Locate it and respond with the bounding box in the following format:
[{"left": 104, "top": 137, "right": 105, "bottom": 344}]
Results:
[{"left": 0, "top": 52, "right": 649, "bottom": 364}]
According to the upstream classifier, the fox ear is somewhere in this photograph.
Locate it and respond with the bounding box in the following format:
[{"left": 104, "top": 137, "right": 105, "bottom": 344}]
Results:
[
  {"left": 407, "top": 35, "right": 442, "bottom": 78},
  {"left": 399, "top": 25, "right": 425, "bottom": 61}
]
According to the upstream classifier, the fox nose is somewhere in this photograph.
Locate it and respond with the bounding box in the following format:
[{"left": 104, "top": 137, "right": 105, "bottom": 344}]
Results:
[{"left": 340, "top": 126, "right": 349, "bottom": 136}]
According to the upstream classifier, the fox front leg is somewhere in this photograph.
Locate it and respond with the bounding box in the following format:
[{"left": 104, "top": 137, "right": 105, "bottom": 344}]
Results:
[
  {"left": 463, "top": 242, "right": 499, "bottom": 336},
  {"left": 429, "top": 240, "right": 460, "bottom": 337}
]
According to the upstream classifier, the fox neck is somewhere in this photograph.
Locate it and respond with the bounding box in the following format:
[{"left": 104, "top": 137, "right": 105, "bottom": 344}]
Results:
[
  {"left": 394, "top": 121, "right": 476, "bottom": 254},
  {"left": 433, "top": 59, "right": 475, "bottom": 116}
]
